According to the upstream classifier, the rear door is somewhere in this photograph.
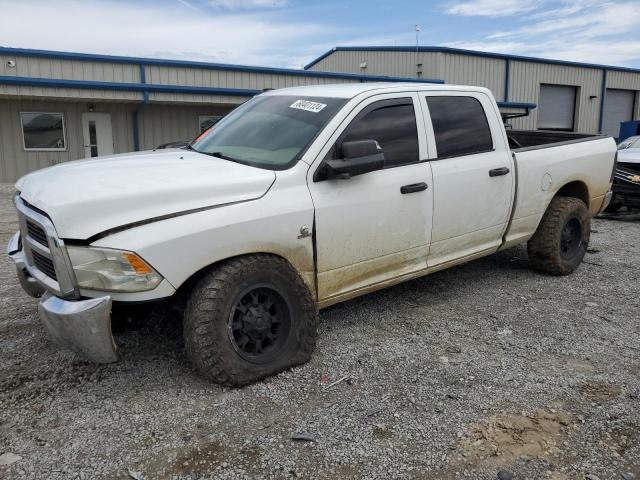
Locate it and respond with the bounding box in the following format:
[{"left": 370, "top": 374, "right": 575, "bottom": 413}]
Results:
[
  {"left": 419, "top": 92, "right": 514, "bottom": 267},
  {"left": 308, "top": 93, "right": 433, "bottom": 302}
]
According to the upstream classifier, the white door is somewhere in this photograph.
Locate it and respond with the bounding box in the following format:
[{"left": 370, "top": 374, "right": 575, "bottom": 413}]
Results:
[
  {"left": 308, "top": 93, "right": 433, "bottom": 302},
  {"left": 421, "top": 92, "right": 514, "bottom": 267},
  {"left": 81, "top": 112, "right": 114, "bottom": 158},
  {"left": 603, "top": 89, "right": 635, "bottom": 138}
]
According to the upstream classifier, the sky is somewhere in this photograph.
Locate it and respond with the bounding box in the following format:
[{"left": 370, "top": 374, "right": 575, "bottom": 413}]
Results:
[{"left": 1, "top": 0, "right": 639, "bottom": 69}]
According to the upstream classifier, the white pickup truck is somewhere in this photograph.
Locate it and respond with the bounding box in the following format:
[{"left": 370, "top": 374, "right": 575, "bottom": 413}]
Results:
[{"left": 8, "top": 83, "right": 616, "bottom": 385}]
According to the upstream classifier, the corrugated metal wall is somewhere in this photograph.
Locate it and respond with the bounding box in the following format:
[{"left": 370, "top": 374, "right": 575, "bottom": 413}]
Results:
[
  {"left": 0, "top": 99, "right": 135, "bottom": 182},
  {"left": 308, "top": 50, "right": 441, "bottom": 80},
  {"left": 310, "top": 51, "right": 505, "bottom": 99},
  {"left": 309, "top": 49, "right": 640, "bottom": 133},
  {"left": 137, "top": 104, "right": 233, "bottom": 150},
  {"left": 0, "top": 99, "right": 235, "bottom": 182},
  {"left": 0, "top": 51, "right": 375, "bottom": 182},
  {"left": 0, "top": 54, "right": 141, "bottom": 101},
  {"left": 508, "top": 61, "right": 602, "bottom": 131},
  {"left": 0, "top": 53, "right": 358, "bottom": 104},
  {"left": 440, "top": 53, "right": 506, "bottom": 101}
]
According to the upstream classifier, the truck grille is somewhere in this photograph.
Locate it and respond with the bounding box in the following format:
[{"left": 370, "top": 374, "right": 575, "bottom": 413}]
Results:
[
  {"left": 32, "top": 250, "right": 58, "bottom": 280},
  {"left": 15, "top": 195, "right": 76, "bottom": 298},
  {"left": 26, "top": 219, "right": 48, "bottom": 247}
]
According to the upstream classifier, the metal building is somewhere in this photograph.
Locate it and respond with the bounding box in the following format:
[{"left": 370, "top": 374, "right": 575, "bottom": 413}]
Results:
[
  {"left": 305, "top": 46, "right": 640, "bottom": 137},
  {"left": 0, "top": 47, "right": 444, "bottom": 182}
]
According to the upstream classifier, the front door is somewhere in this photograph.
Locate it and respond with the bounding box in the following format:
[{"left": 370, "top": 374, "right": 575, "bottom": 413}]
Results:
[
  {"left": 420, "top": 92, "right": 514, "bottom": 267},
  {"left": 308, "top": 93, "right": 433, "bottom": 303},
  {"left": 81, "top": 112, "right": 114, "bottom": 158}
]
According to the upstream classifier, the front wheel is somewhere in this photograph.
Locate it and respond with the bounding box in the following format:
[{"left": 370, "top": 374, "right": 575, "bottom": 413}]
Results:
[
  {"left": 527, "top": 196, "right": 590, "bottom": 275},
  {"left": 183, "top": 254, "right": 317, "bottom": 386}
]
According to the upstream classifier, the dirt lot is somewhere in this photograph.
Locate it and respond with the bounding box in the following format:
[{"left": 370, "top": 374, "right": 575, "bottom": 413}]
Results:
[{"left": 0, "top": 182, "right": 639, "bottom": 480}]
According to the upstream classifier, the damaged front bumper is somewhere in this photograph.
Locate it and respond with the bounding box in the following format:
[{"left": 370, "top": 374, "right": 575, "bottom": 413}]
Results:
[
  {"left": 7, "top": 232, "right": 46, "bottom": 298},
  {"left": 38, "top": 293, "right": 118, "bottom": 363},
  {"left": 8, "top": 232, "right": 118, "bottom": 363}
]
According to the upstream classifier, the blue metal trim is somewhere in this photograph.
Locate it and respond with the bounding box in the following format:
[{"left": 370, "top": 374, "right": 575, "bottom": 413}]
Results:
[
  {"left": 497, "top": 101, "right": 537, "bottom": 110},
  {"left": 598, "top": 69, "right": 608, "bottom": 134},
  {"left": 504, "top": 58, "right": 510, "bottom": 102},
  {"left": 0, "top": 47, "right": 443, "bottom": 84},
  {"left": 0, "top": 76, "right": 537, "bottom": 112},
  {"left": 304, "top": 46, "right": 640, "bottom": 75},
  {"left": 0, "top": 75, "right": 261, "bottom": 96},
  {"left": 132, "top": 110, "right": 140, "bottom": 151},
  {"left": 139, "top": 64, "right": 149, "bottom": 104}
]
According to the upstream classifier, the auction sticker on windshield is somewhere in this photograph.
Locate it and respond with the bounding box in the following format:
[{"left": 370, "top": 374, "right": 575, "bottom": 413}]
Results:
[{"left": 290, "top": 100, "right": 327, "bottom": 113}]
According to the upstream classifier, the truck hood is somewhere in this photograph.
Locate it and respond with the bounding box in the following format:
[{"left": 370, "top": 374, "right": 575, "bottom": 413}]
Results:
[
  {"left": 15, "top": 150, "right": 276, "bottom": 240},
  {"left": 618, "top": 148, "right": 640, "bottom": 165}
]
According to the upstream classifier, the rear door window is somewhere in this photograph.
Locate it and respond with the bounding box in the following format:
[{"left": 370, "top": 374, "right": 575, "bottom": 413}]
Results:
[{"left": 426, "top": 96, "right": 493, "bottom": 159}]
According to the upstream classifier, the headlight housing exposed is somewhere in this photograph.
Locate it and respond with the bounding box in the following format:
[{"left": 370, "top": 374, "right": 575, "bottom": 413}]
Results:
[{"left": 67, "top": 246, "right": 162, "bottom": 292}]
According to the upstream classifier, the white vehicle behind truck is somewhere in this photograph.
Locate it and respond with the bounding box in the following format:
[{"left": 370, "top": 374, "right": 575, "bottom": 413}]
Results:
[{"left": 8, "top": 83, "right": 616, "bottom": 385}]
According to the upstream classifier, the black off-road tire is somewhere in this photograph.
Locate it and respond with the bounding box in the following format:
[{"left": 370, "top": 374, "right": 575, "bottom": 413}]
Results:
[
  {"left": 183, "top": 254, "right": 317, "bottom": 386},
  {"left": 527, "top": 196, "right": 590, "bottom": 276}
]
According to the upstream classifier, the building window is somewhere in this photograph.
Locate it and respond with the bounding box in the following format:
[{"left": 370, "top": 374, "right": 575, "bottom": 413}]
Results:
[
  {"left": 198, "top": 115, "right": 223, "bottom": 133},
  {"left": 426, "top": 96, "right": 494, "bottom": 158},
  {"left": 20, "top": 112, "right": 66, "bottom": 151}
]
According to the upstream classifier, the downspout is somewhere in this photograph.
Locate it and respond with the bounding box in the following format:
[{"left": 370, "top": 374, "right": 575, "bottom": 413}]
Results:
[
  {"left": 598, "top": 68, "right": 607, "bottom": 134},
  {"left": 504, "top": 58, "right": 510, "bottom": 102},
  {"left": 132, "top": 63, "right": 149, "bottom": 151}
]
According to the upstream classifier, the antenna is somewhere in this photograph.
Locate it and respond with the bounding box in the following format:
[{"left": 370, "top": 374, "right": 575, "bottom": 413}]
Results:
[{"left": 414, "top": 24, "right": 422, "bottom": 78}]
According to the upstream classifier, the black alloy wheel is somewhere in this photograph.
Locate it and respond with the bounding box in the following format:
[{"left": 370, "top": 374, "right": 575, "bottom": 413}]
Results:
[
  {"left": 227, "top": 285, "right": 292, "bottom": 364},
  {"left": 559, "top": 217, "right": 583, "bottom": 262}
]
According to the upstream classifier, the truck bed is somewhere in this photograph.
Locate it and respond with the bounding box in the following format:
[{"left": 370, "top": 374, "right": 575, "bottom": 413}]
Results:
[
  {"left": 501, "top": 133, "right": 616, "bottom": 250},
  {"left": 507, "top": 130, "right": 605, "bottom": 151}
]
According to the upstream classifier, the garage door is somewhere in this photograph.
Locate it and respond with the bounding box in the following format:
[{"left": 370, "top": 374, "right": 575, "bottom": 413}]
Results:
[
  {"left": 602, "top": 89, "right": 635, "bottom": 139},
  {"left": 537, "top": 84, "right": 577, "bottom": 131}
]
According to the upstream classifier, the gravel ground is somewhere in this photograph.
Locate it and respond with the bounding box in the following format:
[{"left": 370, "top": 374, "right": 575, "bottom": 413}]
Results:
[{"left": 0, "top": 182, "right": 639, "bottom": 480}]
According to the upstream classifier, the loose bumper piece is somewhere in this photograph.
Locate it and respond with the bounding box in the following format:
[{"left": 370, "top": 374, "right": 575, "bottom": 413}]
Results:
[
  {"left": 7, "top": 232, "right": 46, "bottom": 298},
  {"left": 38, "top": 293, "right": 118, "bottom": 363}
]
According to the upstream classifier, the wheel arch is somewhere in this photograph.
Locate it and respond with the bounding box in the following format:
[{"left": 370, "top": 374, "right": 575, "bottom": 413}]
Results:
[
  {"left": 175, "top": 251, "right": 316, "bottom": 301},
  {"left": 554, "top": 180, "right": 590, "bottom": 209}
]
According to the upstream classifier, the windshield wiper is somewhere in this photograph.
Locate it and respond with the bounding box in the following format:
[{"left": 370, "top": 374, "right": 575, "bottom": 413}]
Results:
[
  {"left": 207, "top": 151, "right": 243, "bottom": 163},
  {"left": 188, "top": 147, "right": 244, "bottom": 164}
]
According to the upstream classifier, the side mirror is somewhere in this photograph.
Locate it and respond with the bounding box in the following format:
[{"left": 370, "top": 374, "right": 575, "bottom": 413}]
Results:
[{"left": 323, "top": 139, "right": 385, "bottom": 179}]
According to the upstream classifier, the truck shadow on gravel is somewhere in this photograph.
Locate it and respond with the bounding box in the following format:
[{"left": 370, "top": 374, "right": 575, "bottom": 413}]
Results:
[{"left": 109, "top": 246, "right": 534, "bottom": 365}]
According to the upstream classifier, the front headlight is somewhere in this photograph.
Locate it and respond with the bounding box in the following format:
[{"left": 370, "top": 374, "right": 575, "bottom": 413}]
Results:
[{"left": 67, "top": 246, "right": 163, "bottom": 292}]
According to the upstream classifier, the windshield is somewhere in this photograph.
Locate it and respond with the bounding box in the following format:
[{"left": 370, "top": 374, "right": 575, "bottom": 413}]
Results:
[
  {"left": 189, "top": 95, "right": 347, "bottom": 169},
  {"left": 618, "top": 135, "right": 640, "bottom": 150}
]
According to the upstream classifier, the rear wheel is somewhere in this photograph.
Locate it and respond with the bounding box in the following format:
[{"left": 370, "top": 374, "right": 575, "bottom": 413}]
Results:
[
  {"left": 183, "top": 254, "right": 317, "bottom": 386},
  {"left": 527, "top": 196, "right": 590, "bottom": 275}
]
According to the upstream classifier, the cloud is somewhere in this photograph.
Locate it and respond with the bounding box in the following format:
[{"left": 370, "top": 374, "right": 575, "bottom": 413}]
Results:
[
  {"left": 0, "top": 0, "right": 320, "bottom": 68},
  {"left": 446, "top": 0, "right": 544, "bottom": 17},
  {"left": 444, "top": 0, "right": 640, "bottom": 66},
  {"left": 207, "top": 0, "right": 287, "bottom": 9},
  {"left": 176, "top": 0, "right": 201, "bottom": 11}
]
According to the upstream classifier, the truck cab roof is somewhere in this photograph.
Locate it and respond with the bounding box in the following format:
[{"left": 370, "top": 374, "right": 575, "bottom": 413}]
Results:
[{"left": 262, "top": 82, "right": 492, "bottom": 99}]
